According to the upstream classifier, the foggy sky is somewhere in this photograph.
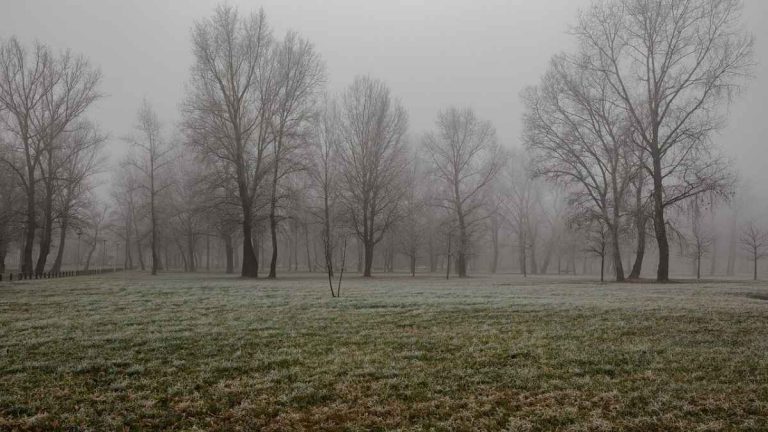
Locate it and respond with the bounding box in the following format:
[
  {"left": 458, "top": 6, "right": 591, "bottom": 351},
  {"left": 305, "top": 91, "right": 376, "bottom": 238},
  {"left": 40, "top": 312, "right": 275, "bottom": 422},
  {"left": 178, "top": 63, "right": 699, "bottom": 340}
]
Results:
[{"left": 2, "top": 0, "right": 767, "bottom": 210}]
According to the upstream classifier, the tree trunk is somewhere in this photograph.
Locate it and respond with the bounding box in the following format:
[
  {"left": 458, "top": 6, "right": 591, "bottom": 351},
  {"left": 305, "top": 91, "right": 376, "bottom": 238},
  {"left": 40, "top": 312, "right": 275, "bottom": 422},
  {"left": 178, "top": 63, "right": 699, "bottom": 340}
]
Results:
[
  {"left": 0, "top": 229, "right": 7, "bottom": 274},
  {"left": 652, "top": 156, "right": 670, "bottom": 282},
  {"left": 519, "top": 229, "right": 527, "bottom": 277},
  {"left": 304, "top": 223, "right": 313, "bottom": 272},
  {"left": 240, "top": 205, "right": 259, "bottom": 278},
  {"left": 268, "top": 207, "right": 278, "bottom": 279},
  {"left": 755, "top": 251, "right": 758, "bottom": 281},
  {"left": 84, "top": 240, "right": 97, "bottom": 271},
  {"left": 22, "top": 185, "right": 36, "bottom": 274},
  {"left": 363, "top": 241, "right": 374, "bottom": 277},
  {"left": 610, "top": 222, "right": 625, "bottom": 282},
  {"left": 727, "top": 229, "right": 737, "bottom": 276},
  {"left": 206, "top": 235, "right": 210, "bottom": 271},
  {"left": 223, "top": 234, "right": 234, "bottom": 274},
  {"left": 35, "top": 183, "right": 55, "bottom": 274},
  {"left": 50, "top": 216, "right": 69, "bottom": 273},
  {"left": 696, "top": 253, "right": 701, "bottom": 280},
  {"left": 629, "top": 208, "right": 647, "bottom": 279},
  {"left": 456, "top": 216, "right": 468, "bottom": 278},
  {"left": 600, "top": 252, "right": 605, "bottom": 283},
  {"left": 187, "top": 233, "right": 196, "bottom": 272},
  {"left": 490, "top": 224, "right": 499, "bottom": 274}
]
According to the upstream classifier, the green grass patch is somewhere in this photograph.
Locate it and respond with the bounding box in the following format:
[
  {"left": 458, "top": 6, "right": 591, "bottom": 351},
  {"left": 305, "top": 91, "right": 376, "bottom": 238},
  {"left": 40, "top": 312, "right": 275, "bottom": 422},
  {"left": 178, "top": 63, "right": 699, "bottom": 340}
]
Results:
[{"left": 1, "top": 273, "right": 767, "bottom": 430}]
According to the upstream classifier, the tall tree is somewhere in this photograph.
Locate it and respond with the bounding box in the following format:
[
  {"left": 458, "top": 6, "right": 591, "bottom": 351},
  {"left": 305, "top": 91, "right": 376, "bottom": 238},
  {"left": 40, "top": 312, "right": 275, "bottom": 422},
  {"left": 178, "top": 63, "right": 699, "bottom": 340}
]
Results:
[
  {"left": 424, "top": 107, "right": 504, "bottom": 278},
  {"left": 573, "top": 0, "right": 753, "bottom": 281},
  {"left": 183, "top": 4, "right": 272, "bottom": 278},
  {"left": 33, "top": 50, "right": 102, "bottom": 274},
  {"left": 0, "top": 39, "right": 53, "bottom": 274},
  {"left": 127, "top": 101, "right": 171, "bottom": 275},
  {"left": 50, "top": 122, "right": 105, "bottom": 273},
  {"left": 338, "top": 76, "right": 408, "bottom": 277},
  {"left": 308, "top": 96, "right": 342, "bottom": 283},
  {"left": 265, "top": 31, "right": 324, "bottom": 279}
]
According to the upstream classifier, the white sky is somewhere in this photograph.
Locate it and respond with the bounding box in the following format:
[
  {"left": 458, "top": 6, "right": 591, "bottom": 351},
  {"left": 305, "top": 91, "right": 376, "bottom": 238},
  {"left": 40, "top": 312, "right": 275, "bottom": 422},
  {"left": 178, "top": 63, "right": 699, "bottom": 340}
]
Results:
[{"left": 1, "top": 0, "right": 767, "bottom": 204}]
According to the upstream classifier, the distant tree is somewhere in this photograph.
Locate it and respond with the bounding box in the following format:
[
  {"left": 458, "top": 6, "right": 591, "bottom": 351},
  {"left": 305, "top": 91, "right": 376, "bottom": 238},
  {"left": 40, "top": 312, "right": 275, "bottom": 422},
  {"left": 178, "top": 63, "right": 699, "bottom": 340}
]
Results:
[
  {"left": 396, "top": 155, "right": 427, "bottom": 277},
  {"left": 126, "top": 101, "right": 172, "bottom": 275},
  {"left": 308, "top": 96, "right": 342, "bottom": 287},
  {"left": 338, "top": 76, "right": 408, "bottom": 277},
  {"left": 423, "top": 107, "right": 505, "bottom": 278},
  {"left": 686, "top": 198, "right": 713, "bottom": 280},
  {"left": 740, "top": 222, "right": 768, "bottom": 281},
  {"left": 82, "top": 201, "right": 107, "bottom": 271},
  {"left": 501, "top": 152, "right": 542, "bottom": 277}
]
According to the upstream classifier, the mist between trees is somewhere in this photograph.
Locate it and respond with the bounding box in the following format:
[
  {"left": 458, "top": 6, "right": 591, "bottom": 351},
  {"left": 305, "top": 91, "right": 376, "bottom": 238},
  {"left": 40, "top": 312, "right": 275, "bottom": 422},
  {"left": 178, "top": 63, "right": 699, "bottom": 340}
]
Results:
[{"left": 1, "top": 0, "right": 766, "bottom": 284}]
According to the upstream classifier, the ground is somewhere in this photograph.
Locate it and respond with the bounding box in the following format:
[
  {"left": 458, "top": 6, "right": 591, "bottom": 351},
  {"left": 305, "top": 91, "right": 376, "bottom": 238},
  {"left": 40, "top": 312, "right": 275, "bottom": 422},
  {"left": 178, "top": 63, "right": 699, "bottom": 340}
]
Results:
[{"left": 1, "top": 272, "right": 767, "bottom": 431}]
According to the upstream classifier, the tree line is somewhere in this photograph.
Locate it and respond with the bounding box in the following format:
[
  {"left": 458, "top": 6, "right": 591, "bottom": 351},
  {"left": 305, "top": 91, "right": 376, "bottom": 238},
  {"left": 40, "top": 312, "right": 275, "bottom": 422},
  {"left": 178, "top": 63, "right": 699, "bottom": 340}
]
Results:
[{"left": 1, "top": 0, "right": 766, "bottom": 283}]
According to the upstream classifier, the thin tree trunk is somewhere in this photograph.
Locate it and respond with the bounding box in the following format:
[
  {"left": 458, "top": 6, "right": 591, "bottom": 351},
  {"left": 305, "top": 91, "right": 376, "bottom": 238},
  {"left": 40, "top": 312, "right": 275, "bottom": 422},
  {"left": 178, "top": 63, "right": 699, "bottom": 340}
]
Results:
[
  {"left": 304, "top": 223, "right": 313, "bottom": 272},
  {"left": 223, "top": 234, "right": 234, "bottom": 274}
]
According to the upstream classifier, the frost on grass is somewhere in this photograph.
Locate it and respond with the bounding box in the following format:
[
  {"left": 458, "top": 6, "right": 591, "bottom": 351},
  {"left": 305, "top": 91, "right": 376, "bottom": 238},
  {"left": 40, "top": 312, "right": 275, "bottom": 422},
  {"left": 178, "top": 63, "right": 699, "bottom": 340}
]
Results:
[{"left": 1, "top": 273, "right": 767, "bottom": 430}]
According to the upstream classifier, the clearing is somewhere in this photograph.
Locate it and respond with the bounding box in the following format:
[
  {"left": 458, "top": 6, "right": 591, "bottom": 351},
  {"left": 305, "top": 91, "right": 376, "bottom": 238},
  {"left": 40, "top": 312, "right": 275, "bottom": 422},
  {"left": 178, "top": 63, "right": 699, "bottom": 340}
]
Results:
[{"left": 1, "top": 273, "right": 767, "bottom": 431}]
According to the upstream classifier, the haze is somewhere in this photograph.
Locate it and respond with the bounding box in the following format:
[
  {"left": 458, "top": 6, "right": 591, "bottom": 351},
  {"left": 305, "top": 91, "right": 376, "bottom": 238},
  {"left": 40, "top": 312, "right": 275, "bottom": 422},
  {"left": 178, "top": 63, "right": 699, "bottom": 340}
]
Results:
[{"left": 1, "top": 0, "right": 764, "bottom": 199}]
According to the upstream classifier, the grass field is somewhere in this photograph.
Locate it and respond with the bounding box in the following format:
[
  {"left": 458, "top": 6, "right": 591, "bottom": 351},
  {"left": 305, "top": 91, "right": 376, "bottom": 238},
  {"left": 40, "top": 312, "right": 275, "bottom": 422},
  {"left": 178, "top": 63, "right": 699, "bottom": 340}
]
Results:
[{"left": 1, "top": 272, "right": 768, "bottom": 431}]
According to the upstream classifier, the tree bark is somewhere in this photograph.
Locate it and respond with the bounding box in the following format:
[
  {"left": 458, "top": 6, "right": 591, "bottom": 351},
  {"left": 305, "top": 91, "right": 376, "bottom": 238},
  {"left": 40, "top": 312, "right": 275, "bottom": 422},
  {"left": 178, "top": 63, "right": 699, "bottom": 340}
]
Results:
[
  {"left": 35, "top": 178, "right": 55, "bottom": 274},
  {"left": 652, "top": 156, "right": 670, "bottom": 282},
  {"left": 50, "top": 216, "right": 69, "bottom": 273},
  {"left": 240, "top": 203, "right": 259, "bottom": 278},
  {"left": 629, "top": 217, "right": 646, "bottom": 279},
  {"left": 0, "top": 229, "right": 7, "bottom": 274},
  {"left": 363, "top": 242, "right": 374, "bottom": 277}
]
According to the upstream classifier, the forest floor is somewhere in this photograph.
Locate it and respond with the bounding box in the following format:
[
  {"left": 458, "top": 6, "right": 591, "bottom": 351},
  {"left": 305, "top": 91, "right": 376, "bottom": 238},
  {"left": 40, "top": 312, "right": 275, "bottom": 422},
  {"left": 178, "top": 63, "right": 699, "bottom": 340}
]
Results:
[{"left": 1, "top": 272, "right": 767, "bottom": 431}]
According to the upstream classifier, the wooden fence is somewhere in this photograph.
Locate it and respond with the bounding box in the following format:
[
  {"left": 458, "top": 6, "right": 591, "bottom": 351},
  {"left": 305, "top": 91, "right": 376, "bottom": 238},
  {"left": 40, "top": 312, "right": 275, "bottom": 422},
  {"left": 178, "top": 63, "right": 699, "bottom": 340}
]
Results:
[{"left": 0, "top": 268, "right": 124, "bottom": 282}]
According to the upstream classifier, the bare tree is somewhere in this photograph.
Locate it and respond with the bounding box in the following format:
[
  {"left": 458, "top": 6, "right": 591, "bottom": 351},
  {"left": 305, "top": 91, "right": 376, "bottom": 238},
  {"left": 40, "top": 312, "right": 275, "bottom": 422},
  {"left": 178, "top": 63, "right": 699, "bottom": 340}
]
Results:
[
  {"left": 308, "top": 96, "right": 342, "bottom": 286},
  {"left": 33, "top": 50, "right": 102, "bottom": 274},
  {"left": 265, "top": 31, "right": 325, "bottom": 279},
  {"left": 0, "top": 39, "right": 54, "bottom": 274},
  {"left": 686, "top": 198, "right": 713, "bottom": 280},
  {"left": 523, "top": 55, "right": 636, "bottom": 282},
  {"left": 82, "top": 201, "right": 107, "bottom": 271},
  {"left": 740, "top": 222, "right": 768, "bottom": 281},
  {"left": 183, "top": 4, "right": 272, "bottom": 278},
  {"left": 49, "top": 122, "right": 105, "bottom": 273},
  {"left": 501, "top": 152, "right": 542, "bottom": 277},
  {"left": 0, "top": 138, "right": 22, "bottom": 274},
  {"left": 423, "top": 107, "right": 504, "bottom": 278},
  {"left": 338, "top": 76, "right": 408, "bottom": 277},
  {"left": 396, "top": 155, "right": 427, "bottom": 277},
  {"left": 126, "top": 101, "right": 171, "bottom": 275},
  {"left": 573, "top": 0, "right": 753, "bottom": 281}
]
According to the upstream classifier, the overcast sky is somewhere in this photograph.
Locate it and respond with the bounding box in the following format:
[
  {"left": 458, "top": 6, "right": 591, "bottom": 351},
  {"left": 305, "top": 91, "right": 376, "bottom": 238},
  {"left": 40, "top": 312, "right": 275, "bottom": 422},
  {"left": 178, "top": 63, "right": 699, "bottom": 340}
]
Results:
[{"left": 1, "top": 0, "right": 767, "bottom": 202}]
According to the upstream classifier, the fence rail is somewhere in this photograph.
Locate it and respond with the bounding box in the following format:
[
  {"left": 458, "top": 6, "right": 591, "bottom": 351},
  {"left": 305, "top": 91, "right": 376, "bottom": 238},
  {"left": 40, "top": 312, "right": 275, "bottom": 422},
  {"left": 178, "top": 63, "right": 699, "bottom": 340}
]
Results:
[{"left": 0, "top": 268, "right": 124, "bottom": 282}]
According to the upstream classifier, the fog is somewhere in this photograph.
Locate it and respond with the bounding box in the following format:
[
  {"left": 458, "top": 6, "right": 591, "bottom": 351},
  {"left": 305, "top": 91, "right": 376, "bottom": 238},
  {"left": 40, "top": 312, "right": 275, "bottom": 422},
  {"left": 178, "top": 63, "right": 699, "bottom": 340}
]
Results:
[
  {"left": 2, "top": 0, "right": 762, "bottom": 187},
  {"left": 1, "top": 0, "right": 768, "bottom": 280}
]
